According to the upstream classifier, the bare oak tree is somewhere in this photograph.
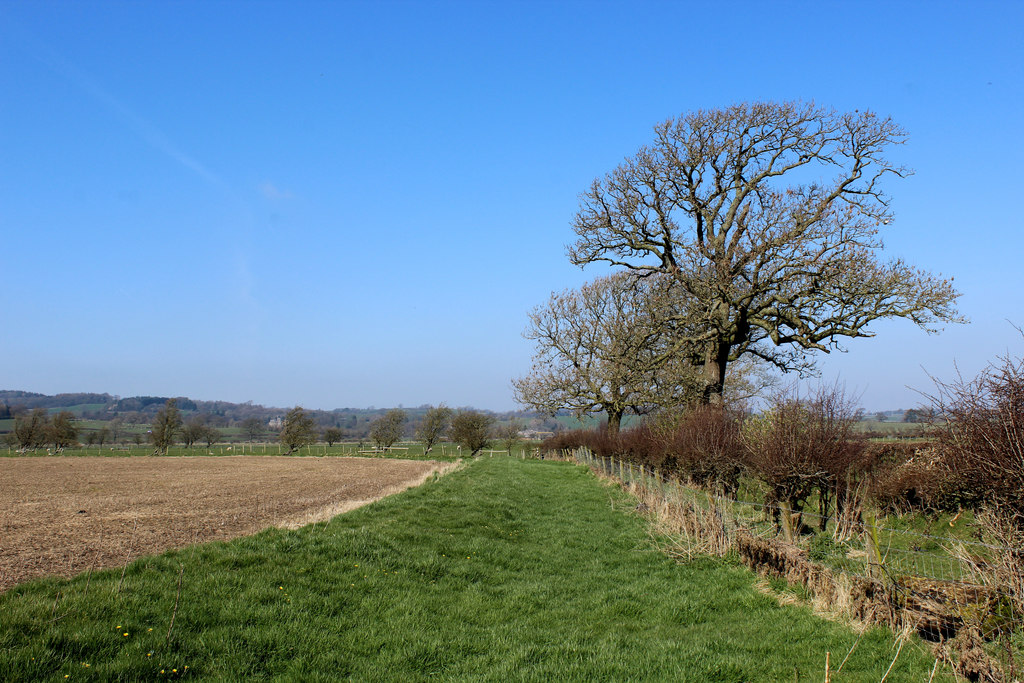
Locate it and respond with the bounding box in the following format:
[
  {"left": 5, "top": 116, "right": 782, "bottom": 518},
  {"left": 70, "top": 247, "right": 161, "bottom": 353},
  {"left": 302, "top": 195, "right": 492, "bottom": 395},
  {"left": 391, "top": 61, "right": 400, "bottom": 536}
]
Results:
[
  {"left": 568, "top": 101, "right": 961, "bottom": 404},
  {"left": 513, "top": 272, "right": 702, "bottom": 434}
]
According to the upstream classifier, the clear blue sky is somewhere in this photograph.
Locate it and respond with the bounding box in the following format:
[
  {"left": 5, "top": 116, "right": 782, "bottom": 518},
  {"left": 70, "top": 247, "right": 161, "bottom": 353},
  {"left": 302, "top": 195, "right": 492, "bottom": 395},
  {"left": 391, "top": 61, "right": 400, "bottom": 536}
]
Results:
[{"left": 2, "top": 0, "right": 1022, "bottom": 412}]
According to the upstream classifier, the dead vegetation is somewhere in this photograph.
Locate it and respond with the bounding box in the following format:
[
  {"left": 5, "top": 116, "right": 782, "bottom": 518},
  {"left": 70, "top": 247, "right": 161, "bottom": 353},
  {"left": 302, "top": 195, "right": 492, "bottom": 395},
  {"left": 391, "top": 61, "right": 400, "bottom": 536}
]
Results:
[{"left": 581, "top": 451, "right": 1022, "bottom": 682}]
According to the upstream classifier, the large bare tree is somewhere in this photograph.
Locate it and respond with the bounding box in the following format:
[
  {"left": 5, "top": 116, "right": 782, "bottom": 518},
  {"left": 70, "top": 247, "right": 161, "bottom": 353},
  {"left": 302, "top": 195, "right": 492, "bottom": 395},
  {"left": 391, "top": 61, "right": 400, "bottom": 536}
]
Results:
[
  {"left": 568, "top": 102, "right": 961, "bottom": 404},
  {"left": 513, "top": 271, "right": 701, "bottom": 434}
]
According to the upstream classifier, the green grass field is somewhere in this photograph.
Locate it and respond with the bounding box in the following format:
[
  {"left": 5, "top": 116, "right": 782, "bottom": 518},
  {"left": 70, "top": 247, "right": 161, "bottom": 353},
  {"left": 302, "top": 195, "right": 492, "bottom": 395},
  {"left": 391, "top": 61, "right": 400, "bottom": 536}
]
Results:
[
  {"left": 0, "top": 456, "right": 945, "bottom": 681},
  {"left": 0, "top": 441, "right": 488, "bottom": 461}
]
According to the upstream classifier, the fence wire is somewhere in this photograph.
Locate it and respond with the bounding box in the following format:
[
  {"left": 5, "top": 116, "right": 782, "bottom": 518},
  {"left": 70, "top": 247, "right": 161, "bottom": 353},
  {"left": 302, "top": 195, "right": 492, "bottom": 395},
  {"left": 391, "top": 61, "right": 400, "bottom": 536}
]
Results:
[{"left": 564, "top": 447, "right": 1023, "bottom": 679}]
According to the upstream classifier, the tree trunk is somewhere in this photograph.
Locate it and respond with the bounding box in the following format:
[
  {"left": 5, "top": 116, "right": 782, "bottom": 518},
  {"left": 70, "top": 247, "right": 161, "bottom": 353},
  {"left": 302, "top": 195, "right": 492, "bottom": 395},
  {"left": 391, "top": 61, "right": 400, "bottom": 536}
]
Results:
[
  {"left": 701, "top": 340, "right": 730, "bottom": 405},
  {"left": 818, "top": 483, "right": 832, "bottom": 533},
  {"left": 779, "top": 499, "right": 797, "bottom": 543},
  {"left": 606, "top": 409, "right": 623, "bottom": 436}
]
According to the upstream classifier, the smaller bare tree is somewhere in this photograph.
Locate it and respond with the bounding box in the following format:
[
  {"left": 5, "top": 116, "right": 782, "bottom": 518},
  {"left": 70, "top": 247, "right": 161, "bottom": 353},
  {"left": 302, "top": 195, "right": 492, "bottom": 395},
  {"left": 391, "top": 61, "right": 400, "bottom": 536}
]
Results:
[
  {"left": 323, "top": 427, "right": 343, "bottom": 447},
  {"left": 416, "top": 405, "right": 452, "bottom": 454},
  {"left": 13, "top": 408, "right": 48, "bottom": 451},
  {"left": 47, "top": 411, "right": 79, "bottom": 450},
  {"left": 494, "top": 420, "right": 522, "bottom": 456},
  {"left": 370, "top": 409, "right": 407, "bottom": 450},
  {"left": 450, "top": 411, "right": 495, "bottom": 456},
  {"left": 108, "top": 417, "right": 124, "bottom": 444},
  {"left": 202, "top": 424, "right": 220, "bottom": 448},
  {"left": 150, "top": 399, "right": 182, "bottom": 455},
  {"left": 181, "top": 417, "right": 207, "bottom": 449},
  {"left": 279, "top": 406, "right": 317, "bottom": 454},
  {"left": 514, "top": 272, "right": 702, "bottom": 435},
  {"left": 241, "top": 417, "right": 264, "bottom": 443}
]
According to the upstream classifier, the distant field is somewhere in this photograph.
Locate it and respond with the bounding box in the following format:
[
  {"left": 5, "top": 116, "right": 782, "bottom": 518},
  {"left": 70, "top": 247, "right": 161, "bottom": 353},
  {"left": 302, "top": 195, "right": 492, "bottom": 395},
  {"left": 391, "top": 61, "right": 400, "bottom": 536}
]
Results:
[
  {"left": 854, "top": 420, "right": 931, "bottom": 436},
  {"left": 1, "top": 441, "right": 505, "bottom": 460}
]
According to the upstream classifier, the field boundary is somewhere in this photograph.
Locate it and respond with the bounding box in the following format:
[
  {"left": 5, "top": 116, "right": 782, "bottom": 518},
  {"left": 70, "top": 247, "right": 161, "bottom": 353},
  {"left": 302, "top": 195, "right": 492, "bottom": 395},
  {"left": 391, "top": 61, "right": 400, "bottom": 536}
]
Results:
[{"left": 565, "top": 447, "right": 1022, "bottom": 682}]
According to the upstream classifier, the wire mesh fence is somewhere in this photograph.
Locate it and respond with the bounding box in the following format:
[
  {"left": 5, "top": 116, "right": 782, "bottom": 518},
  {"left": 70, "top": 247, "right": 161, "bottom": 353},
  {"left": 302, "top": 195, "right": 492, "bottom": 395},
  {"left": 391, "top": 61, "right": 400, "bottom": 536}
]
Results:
[{"left": 565, "top": 446, "right": 1023, "bottom": 681}]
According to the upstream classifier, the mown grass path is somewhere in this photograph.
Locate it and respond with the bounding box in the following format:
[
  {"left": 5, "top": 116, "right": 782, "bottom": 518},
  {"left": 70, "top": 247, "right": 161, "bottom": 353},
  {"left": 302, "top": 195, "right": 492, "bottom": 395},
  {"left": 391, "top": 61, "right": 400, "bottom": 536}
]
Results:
[{"left": 1, "top": 457, "right": 943, "bottom": 681}]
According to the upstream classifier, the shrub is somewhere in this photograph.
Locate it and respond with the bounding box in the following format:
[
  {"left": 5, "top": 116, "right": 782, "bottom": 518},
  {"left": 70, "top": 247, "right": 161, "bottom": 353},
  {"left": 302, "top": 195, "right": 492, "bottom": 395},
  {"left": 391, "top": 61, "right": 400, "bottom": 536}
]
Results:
[
  {"left": 740, "top": 384, "right": 865, "bottom": 539},
  {"left": 654, "top": 406, "right": 744, "bottom": 495},
  {"left": 450, "top": 411, "right": 494, "bottom": 456},
  {"left": 539, "top": 408, "right": 745, "bottom": 495},
  {"left": 867, "top": 443, "right": 967, "bottom": 514},
  {"left": 927, "top": 348, "right": 1024, "bottom": 529}
]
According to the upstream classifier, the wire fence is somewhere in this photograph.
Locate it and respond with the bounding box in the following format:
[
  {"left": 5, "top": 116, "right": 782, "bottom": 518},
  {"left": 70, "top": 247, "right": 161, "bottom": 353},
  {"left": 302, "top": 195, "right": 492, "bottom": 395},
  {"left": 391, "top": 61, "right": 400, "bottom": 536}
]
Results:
[{"left": 564, "top": 447, "right": 1023, "bottom": 681}]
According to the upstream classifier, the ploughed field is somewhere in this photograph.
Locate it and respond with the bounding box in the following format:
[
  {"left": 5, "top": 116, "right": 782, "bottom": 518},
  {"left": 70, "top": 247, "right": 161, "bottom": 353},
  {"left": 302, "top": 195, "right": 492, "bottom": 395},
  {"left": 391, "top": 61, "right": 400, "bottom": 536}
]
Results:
[{"left": 0, "top": 455, "right": 450, "bottom": 592}]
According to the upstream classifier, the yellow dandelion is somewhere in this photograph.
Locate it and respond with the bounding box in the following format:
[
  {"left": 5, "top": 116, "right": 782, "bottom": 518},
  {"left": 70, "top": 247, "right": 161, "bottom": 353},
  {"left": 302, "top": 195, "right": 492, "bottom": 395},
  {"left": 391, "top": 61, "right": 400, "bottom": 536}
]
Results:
[
  {"left": 173, "top": 669, "right": 177, "bottom": 673},
  {"left": 123, "top": 632, "right": 129, "bottom": 637}
]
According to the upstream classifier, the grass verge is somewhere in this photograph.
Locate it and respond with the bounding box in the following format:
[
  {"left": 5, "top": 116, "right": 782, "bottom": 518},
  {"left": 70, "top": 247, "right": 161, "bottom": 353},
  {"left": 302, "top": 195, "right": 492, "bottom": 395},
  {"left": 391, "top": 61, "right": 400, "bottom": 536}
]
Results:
[{"left": 0, "top": 457, "right": 945, "bottom": 681}]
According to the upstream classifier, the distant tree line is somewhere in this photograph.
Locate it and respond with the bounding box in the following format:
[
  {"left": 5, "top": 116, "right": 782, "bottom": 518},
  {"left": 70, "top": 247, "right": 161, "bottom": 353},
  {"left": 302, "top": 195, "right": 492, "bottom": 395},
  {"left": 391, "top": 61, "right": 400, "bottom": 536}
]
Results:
[
  {"left": 2, "top": 394, "right": 546, "bottom": 458},
  {"left": 5, "top": 409, "right": 79, "bottom": 451},
  {"left": 0, "top": 390, "right": 544, "bottom": 445}
]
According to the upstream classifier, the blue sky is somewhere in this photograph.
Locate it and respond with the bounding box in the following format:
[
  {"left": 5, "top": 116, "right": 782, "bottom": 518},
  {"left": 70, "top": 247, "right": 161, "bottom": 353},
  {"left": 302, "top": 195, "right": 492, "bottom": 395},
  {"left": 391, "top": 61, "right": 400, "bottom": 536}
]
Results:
[{"left": 2, "top": 0, "right": 1022, "bottom": 412}]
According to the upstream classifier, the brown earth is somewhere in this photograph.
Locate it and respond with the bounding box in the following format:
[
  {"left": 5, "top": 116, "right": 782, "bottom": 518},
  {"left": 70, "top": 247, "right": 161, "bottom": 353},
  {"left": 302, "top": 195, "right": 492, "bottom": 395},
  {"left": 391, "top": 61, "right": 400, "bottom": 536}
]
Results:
[{"left": 0, "top": 455, "right": 454, "bottom": 592}]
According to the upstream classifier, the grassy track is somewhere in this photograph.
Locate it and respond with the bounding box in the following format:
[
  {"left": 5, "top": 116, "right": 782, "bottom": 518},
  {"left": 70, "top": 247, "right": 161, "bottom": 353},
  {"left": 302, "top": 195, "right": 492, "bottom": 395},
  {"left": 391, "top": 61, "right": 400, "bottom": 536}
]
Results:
[{"left": 0, "top": 457, "right": 944, "bottom": 681}]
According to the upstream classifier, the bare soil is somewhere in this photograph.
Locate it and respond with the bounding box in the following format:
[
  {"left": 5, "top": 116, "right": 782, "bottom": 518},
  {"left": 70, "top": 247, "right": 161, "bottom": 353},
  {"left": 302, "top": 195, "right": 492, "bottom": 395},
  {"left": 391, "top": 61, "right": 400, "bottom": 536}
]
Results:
[{"left": 0, "top": 455, "right": 454, "bottom": 592}]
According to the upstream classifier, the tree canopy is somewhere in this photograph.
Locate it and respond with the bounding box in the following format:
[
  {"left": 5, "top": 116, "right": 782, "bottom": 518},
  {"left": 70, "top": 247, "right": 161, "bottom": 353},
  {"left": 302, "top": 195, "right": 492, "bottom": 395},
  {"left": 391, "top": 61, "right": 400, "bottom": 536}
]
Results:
[
  {"left": 513, "top": 271, "right": 700, "bottom": 433},
  {"left": 568, "top": 101, "right": 961, "bottom": 403}
]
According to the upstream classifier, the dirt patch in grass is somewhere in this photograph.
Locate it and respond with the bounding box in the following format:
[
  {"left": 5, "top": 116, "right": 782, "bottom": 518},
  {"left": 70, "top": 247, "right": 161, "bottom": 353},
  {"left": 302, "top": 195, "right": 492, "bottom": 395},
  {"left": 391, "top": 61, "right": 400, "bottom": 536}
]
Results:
[{"left": 0, "top": 455, "right": 454, "bottom": 592}]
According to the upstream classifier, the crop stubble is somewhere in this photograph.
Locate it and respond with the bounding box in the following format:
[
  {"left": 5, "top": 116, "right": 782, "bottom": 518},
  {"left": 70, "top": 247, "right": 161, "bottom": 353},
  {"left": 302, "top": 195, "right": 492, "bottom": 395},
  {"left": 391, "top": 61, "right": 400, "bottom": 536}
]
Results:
[{"left": 0, "top": 455, "right": 452, "bottom": 592}]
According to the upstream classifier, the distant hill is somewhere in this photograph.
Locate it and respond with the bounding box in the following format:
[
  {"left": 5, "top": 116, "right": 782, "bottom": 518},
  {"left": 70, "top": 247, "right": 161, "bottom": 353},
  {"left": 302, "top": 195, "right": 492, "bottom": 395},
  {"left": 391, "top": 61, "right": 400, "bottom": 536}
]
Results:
[{"left": 0, "top": 390, "right": 543, "bottom": 439}]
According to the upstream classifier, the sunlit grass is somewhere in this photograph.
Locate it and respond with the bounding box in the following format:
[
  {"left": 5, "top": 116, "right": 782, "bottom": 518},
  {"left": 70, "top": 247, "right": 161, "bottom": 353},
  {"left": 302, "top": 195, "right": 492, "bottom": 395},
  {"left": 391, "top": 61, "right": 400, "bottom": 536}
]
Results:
[{"left": 0, "top": 457, "right": 945, "bottom": 681}]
